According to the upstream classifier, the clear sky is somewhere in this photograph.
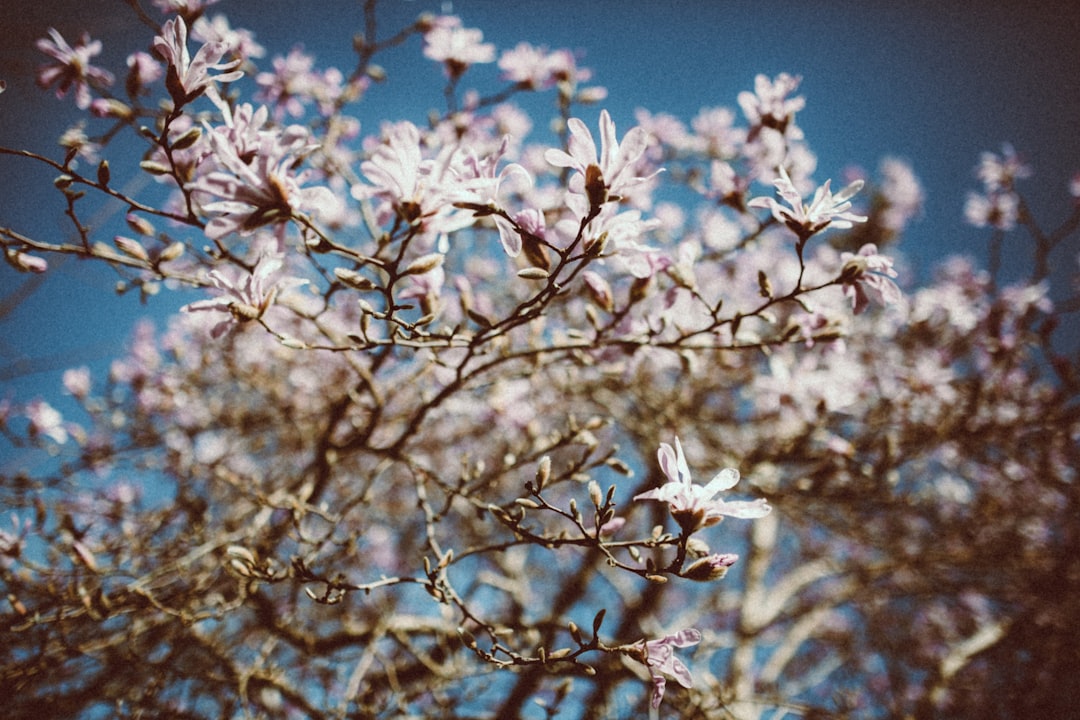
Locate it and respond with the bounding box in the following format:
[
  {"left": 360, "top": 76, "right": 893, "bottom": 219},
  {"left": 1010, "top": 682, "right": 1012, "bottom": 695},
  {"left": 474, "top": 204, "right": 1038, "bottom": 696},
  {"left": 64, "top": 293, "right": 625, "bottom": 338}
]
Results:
[{"left": 2, "top": 0, "right": 1079, "bottom": 407}]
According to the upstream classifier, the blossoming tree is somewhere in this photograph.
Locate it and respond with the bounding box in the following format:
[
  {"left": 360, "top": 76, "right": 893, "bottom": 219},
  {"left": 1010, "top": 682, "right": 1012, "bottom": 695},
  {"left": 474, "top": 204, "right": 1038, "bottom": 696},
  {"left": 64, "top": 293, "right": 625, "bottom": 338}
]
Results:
[{"left": 2, "top": 2, "right": 1078, "bottom": 718}]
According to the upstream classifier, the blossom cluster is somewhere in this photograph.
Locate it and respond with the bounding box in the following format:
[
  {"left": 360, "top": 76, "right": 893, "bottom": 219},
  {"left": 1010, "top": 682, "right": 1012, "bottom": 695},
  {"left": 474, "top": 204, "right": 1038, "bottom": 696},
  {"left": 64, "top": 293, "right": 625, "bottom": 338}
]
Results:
[{"left": 1, "top": 4, "right": 1077, "bottom": 720}]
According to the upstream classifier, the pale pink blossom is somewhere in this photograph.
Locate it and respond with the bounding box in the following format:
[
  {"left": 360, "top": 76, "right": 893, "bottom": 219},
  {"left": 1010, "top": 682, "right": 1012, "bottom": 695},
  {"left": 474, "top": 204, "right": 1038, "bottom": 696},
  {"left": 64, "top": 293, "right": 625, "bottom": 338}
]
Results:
[
  {"left": 151, "top": 0, "right": 221, "bottom": 16},
  {"left": 352, "top": 121, "right": 472, "bottom": 236},
  {"left": 545, "top": 110, "right": 657, "bottom": 210},
  {"left": 182, "top": 256, "right": 304, "bottom": 337},
  {"left": 738, "top": 72, "right": 805, "bottom": 137},
  {"left": 63, "top": 367, "right": 92, "bottom": 399},
  {"left": 125, "top": 51, "right": 164, "bottom": 96},
  {"left": 878, "top": 157, "right": 924, "bottom": 233},
  {"left": 191, "top": 14, "right": 265, "bottom": 62},
  {"left": 25, "top": 400, "right": 68, "bottom": 444},
  {"left": 640, "top": 629, "right": 702, "bottom": 710},
  {"left": 153, "top": 16, "right": 242, "bottom": 106},
  {"left": 188, "top": 122, "right": 333, "bottom": 240},
  {"left": 691, "top": 106, "right": 745, "bottom": 157},
  {"left": 964, "top": 190, "right": 1019, "bottom": 230},
  {"left": 423, "top": 17, "right": 495, "bottom": 78},
  {"left": 840, "top": 243, "right": 902, "bottom": 315},
  {"left": 498, "top": 43, "right": 578, "bottom": 89},
  {"left": 36, "top": 28, "right": 115, "bottom": 109},
  {"left": 635, "top": 436, "right": 771, "bottom": 534},
  {"left": 748, "top": 166, "right": 867, "bottom": 238},
  {"left": 976, "top": 143, "right": 1031, "bottom": 192}
]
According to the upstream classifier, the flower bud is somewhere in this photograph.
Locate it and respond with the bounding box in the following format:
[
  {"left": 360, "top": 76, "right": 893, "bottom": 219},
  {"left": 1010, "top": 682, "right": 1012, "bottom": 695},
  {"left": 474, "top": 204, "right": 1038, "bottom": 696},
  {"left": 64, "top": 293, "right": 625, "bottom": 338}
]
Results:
[
  {"left": 157, "top": 242, "right": 185, "bottom": 263},
  {"left": 681, "top": 553, "right": 738, "bottom": 582},
  {"left": 334, "top": 267, "right": 377, "bottom": 290},
  {"left": 403, "top": 252, "right": 444, "bottom": 276}
]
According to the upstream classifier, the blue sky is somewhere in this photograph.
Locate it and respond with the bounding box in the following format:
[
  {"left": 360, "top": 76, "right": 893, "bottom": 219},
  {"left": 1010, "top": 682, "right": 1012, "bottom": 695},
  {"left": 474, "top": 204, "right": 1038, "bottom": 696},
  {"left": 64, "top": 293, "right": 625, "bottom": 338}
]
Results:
[{"left": 2, "top": 0, "right": 1079, "bottom": 409}]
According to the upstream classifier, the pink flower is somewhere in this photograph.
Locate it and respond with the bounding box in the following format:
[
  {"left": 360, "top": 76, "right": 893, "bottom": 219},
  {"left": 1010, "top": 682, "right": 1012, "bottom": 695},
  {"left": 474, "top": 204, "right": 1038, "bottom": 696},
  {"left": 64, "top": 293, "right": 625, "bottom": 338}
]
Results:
[
  {"left": 964, "top": 190, "right": 1019, "bottom": 231},
  {"left": 125, "top": 51, "right": 164, "bottom": 96},
  {"left": 151, "top": 0, "right": 221, "bottom": 16},
  {"left": 976, "top": 143, "right": 1031, "bottom": 192},
  {"left": 634, "top": 436, "right": 771, "bottom": 534},
  {"left": 748, "top": 166, "right": 867, "bottom": 238},
  {"left": 840, "top": 243, "right": 902, "bottom": 315},
  {"left": 192, "top": 14, "right": 265, "bottom": 62},
  {"left": 63, "top": 367, "right": 92, "bottom": 399},
  {"left": 153, "top": 16, "right": 242, "bottom": 106},
  {"left": 737, "top": 72, "right": 805, "bottom": 136},
  {"left": 545, "top": 110, "right": 657, "bottom": 211},
  {"left": 36, "top": 28, "right": 115, "bottom": 109},
  {"left": 423, "top": 17, "right": 495, "bottom": 79},
  {"left": 181, "top": 255, "right": 304, "bottom": 337},
  {"left": 352, "top": 121, "right": 472, "bottom": 236},
  {"left": 498, "top": 43, "right": 579, "bottom": 89},
  {"left": 188, "top": 122, "right": 333, "bottom": 240},
  {"left": 877, "top": 158, "right": 924, "bottom": 233},
  {"left": 25, "top": 400, "right": 68, "bottom": 444},
  {"left": 640, "top": 629, "right": 702, "bottom": 710}
]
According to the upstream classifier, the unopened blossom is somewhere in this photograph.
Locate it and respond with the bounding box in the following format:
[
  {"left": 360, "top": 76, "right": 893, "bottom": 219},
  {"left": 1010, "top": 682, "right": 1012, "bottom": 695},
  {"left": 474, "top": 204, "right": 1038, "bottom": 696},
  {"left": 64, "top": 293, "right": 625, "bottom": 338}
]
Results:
[
  {"left": 840, "top": 243, "right": 902, "bottom": 315},
  {"left": 153, "top": 17, "right": 243, "bottom": 106},
  {"left": 545, "top": 110, "right": 658, "bottom": 212},
  {"left": 634, "top": 436, "right": 771, "bottom": 534},
  {"left": 423, "top": 17, "right": 495, "bottom": 79},
  {"left": 638, "top": 629, "right": 702, "bottom": 710},
  {"left": 682, "top": 552, "right": 739, "bottom": 581},
  {"left": 36, "top": 28, "right": 115, "bottom": 109},
  {"left": 748, "top": 166, "right": 867, "bottom": 238},
  {"left": 6, "top": 249, "right": 48, "bottom": 273},
  {"left": 181, "top": 255, "right": 304, "bottom": 337}
]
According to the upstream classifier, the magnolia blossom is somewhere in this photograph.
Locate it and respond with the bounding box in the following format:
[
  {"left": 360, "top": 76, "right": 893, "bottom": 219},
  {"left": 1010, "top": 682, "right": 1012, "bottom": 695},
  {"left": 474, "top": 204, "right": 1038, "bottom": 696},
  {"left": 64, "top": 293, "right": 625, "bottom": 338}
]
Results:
[
  {"left": 151, "top": 0, "right": 221, "bottom": 16},
  {"left": 422, "top": 17, "right": 495, "bottom": 78},
  {"left": 545, "top": 109, "right": 657, "bottom": 211},
  {"left": 634, "top": 436, "right": 771, "bottom": 534},
  {"left": 181, "top": 255, "right": 304, "bottom": 337},
  {"left": 353, "top": 121, "right": 473, "bottom": 237},
  {"left": 840, "top": 243, "right": 902, "bottom": 315},
  {"left": 36, "top": 28, "right": 115, "bottom": 109},
  {"left": 189, "top": 125, "right": 333, "bottom": 240},
  {"left": 737, "top": 72, "right": 805, "bottom": 135},
  {"left": 25, "top": 399, "right": 68, "bottom": 444},
  {"left": 192, "top": 14, "right": 266, "bottom": 62},
  {"left": 964, "top": 189, "right": 1020, "bottom": 231},
  {"left": 976, "top": 143, "right": 1032, "bottom": 192},
  {"left": 497, "top": 43, "right": 580, "bottom": 89},
  {"left": 748, "top": 166, "right": 867, "bottom": 238},
  {"left": 153, "top": 17, "right": 243, "bottom": 106},
  {"left": 641, "top": 629, "right": 702, "bottom": 710}
]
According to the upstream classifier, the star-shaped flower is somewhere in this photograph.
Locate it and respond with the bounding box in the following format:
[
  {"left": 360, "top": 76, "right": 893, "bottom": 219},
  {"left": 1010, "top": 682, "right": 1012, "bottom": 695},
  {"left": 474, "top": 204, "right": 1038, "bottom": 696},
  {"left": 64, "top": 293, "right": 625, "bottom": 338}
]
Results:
[
  {"left": 748, "top": 166, "right": 866, "bottom": 239},
  {"left": 634, "top": 436, "right": 770, "bottom": 534}
]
